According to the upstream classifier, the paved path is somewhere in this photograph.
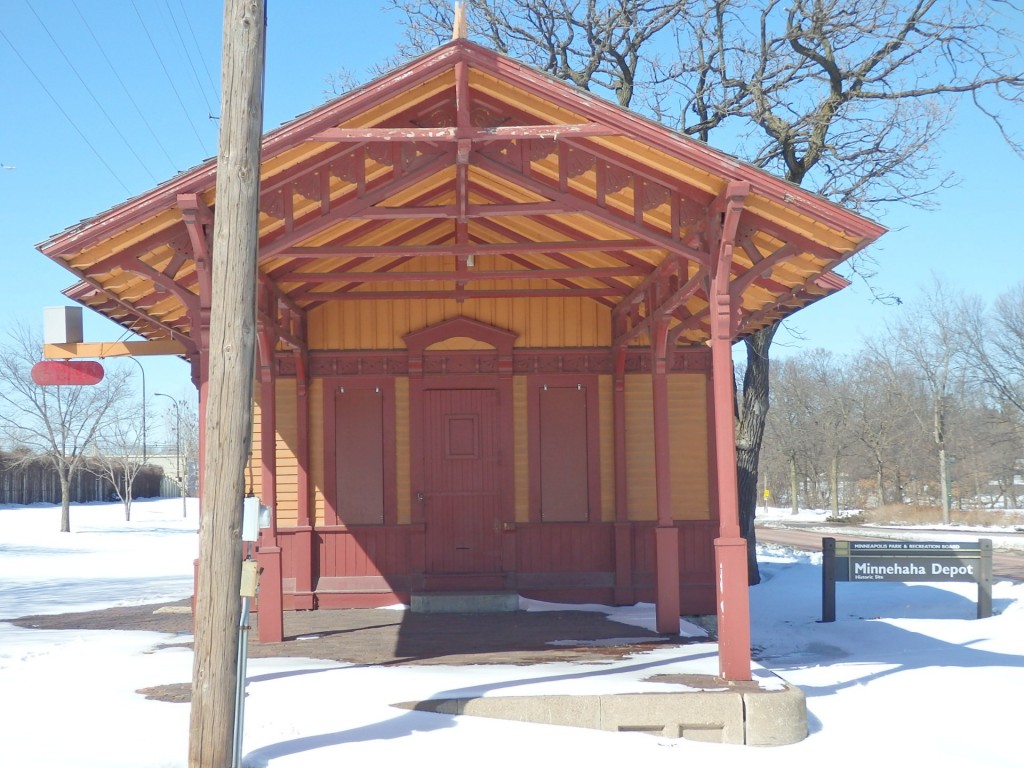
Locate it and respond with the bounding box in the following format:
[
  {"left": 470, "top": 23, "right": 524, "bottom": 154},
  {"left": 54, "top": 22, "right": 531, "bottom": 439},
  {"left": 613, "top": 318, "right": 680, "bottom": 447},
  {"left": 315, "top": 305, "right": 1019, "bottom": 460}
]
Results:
[{"left": 756, "top": 526, "right": 1024, "bottom": 582}]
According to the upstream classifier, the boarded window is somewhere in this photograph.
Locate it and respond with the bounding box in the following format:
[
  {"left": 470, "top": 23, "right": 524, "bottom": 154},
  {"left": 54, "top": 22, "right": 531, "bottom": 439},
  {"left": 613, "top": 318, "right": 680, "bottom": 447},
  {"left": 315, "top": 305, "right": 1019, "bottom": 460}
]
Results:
[
  {"left": 335, "top": 388, "right": 384, "bottom": 525},
  {"left": 539, "top": 386, "right": 589, "bottom": 522}
]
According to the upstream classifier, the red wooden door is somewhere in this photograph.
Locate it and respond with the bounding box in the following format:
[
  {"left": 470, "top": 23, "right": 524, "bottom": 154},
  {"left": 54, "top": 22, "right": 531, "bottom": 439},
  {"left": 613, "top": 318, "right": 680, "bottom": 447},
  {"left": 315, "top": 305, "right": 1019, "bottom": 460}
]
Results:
[{"left": 422, "top": 388, "right": 503, "bottom": 573}]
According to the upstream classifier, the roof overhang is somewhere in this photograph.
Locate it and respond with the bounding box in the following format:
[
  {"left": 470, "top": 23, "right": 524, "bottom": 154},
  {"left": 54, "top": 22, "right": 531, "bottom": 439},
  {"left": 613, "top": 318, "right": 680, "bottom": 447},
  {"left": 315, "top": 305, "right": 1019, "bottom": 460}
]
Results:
[{"left": 38, "top": 39, "right": 885, "bottom": 357}]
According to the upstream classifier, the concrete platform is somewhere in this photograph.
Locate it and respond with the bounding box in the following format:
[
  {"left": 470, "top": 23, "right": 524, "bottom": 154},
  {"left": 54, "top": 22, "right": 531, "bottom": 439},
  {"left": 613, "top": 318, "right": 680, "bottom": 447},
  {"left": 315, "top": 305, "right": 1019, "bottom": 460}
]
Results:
[
  {"left": 410, "top": 590, "right": 520, "bottom": 613},
  {"left": 16, "top": 598, "right": 809, "bottom": 745},
  {"left": 396, "top": 677, "right": 806, "bottom": 746}
]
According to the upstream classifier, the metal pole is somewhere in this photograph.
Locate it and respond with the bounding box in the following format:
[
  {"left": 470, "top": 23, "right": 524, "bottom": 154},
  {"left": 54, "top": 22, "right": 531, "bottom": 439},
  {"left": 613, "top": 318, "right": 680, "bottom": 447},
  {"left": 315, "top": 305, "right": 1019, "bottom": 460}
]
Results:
[
  {"left": 126, "top": 357, "right": 147, "bottom": 463},
  {"left": 155, "top": 393, "right": 183, "bottom": 512},
  {"left": 175, "top": 403, "right": 186, "bottom": 518},
  {"left": 232, "top": 594, "right": 250, "bottom": 768},
  {"left": 233, "top": 539, "right": 259, "bottom": 768}
]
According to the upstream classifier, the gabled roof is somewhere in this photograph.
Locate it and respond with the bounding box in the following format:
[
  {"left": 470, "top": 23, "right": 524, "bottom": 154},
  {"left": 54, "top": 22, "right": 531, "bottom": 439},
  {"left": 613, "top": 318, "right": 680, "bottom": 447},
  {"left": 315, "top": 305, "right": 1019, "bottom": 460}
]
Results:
[{"left": 38, "top": 39, "right": 885, "bottom": 356}]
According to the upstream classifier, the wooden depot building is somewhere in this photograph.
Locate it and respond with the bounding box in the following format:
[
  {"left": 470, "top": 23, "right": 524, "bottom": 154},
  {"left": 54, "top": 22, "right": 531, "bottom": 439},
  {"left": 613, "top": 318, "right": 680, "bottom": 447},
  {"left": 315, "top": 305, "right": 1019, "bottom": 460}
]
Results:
[{"left": 38, "top": 38, "right": 883, "bottom": 680}]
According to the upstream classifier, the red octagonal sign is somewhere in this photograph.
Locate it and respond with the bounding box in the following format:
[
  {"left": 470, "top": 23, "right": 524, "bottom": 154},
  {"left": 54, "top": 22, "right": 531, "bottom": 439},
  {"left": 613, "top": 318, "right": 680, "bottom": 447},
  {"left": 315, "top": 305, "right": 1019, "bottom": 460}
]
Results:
[{"left": 31, "top": 360, "right": 105, "bottom": 386}]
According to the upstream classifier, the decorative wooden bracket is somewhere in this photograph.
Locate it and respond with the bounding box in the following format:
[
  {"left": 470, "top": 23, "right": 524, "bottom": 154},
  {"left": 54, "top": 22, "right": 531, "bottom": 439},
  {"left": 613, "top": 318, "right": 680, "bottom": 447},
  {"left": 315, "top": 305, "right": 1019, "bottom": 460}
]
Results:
[{"left": 710, "top": 181, "right": 750, "bottom": 340}]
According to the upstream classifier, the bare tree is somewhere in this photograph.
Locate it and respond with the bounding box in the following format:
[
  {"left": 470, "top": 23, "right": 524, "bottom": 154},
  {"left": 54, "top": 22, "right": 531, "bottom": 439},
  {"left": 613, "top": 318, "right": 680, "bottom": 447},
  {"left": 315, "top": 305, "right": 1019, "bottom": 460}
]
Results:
[
  {"left": 801, "top": 351, "right": 857, "bottom": 517},
  {"left": 0, "top": 327, "right": 130, "bottom": 531},
  {"left": 847, "top": 350, "right": 918, "bottom": 507},
  {"left": 89, "top": 404, "right": 146, "bottom": 521},
  {"left": 869, "top": 280, "right": 964, "bottom": 522},
  {"left": 386, "top": 0, "right": 1024, "bottom": 579},
  {"left": 960, "top": 282, "right": 1024, "bottom": 418},
  {"left": 383, "top": 0, "right": 683, "bottom": 106},
  {"left": 765, "top": 356, "right": 819, "bottom": 513}
]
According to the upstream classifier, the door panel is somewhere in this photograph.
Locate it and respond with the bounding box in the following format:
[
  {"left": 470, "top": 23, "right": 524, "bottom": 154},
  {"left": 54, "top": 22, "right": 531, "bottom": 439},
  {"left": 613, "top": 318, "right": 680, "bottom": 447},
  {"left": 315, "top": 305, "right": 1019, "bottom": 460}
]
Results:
[{"left": 423, "top": 389, "right": 502, "bottom": 573}]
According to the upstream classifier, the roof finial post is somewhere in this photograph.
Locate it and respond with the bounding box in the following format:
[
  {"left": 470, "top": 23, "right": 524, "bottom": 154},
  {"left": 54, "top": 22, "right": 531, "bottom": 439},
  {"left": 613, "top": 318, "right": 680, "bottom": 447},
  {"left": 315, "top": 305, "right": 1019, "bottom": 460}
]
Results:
[{"left": 452, "top": 1, "right": 467, "bottom": 40}]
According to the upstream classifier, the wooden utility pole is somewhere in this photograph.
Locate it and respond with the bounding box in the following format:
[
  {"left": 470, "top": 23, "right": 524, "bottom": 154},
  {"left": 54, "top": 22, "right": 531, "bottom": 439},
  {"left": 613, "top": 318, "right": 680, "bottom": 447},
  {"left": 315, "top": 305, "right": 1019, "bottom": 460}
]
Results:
[{"left": 188, "top": 1, "right": 266, "bottom": 765}]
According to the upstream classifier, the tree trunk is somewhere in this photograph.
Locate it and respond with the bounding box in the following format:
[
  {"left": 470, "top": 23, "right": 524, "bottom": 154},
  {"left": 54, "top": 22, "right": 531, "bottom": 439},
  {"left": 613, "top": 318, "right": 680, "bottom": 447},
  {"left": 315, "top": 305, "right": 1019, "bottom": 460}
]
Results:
[
  {"left": 789, "top": 454, "right": 798, "bottom": 515},
  {"left": 875, "top": 455, "right": 885, "bottom": 508},
  {"left": 123, "top": 477, "right": 133, "bottom": 522},
  {"left": 934, "top": 403, "right": 950, "bottom": 524},
  {"left": 938, "top": 445, "right": 950, "bottom": 524},
  {"left": 736, "top": 323, "right": 777, "bottom": 586},
  {"left": 59, "top": 474, "right": 71, "bottom": 533},
  {"left": 830, "top": 453, "right": 840, "bottom": 518}
]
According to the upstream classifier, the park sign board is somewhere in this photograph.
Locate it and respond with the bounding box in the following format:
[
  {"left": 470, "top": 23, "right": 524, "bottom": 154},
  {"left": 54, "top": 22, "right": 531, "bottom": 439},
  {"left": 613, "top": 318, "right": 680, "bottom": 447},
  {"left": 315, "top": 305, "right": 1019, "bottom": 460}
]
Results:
[
  {"left": 835, "top": 540, "right": 983, "bottom": 582},
  {"left": 822, "top": 537, "right": 992, "bottom": 622}
]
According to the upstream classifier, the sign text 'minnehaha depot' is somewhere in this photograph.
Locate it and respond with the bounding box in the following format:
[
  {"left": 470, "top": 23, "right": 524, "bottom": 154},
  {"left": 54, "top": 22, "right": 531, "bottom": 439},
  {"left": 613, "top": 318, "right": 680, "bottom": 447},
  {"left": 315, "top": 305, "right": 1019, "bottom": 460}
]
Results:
[
  {"left": 840, "top": 541, "right": 980, "bottom": 582},
  {"left": 821, "top": 538, "right": 993, "bottom": 622}
]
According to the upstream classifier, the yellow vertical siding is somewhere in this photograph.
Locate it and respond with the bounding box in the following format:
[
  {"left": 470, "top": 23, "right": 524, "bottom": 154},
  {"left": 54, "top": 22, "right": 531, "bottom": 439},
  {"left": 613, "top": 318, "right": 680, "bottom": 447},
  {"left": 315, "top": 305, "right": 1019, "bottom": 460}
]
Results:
[
  {"left": 274, "top": 379, "right": 298, "bottom": 526},
  {"left": 624, "top": 373, "right": 710, "bottom": 521},
  {"left": 625, "top": 375, "right": 656, "bottom": 521},
  {"left": 307, "top": 297, "right": 613, "bottom": 349},
  {"left": 669, "top": 375, "right": 710, "bottom": 519},
  {"left": 247, "top": 380, "right": 303, "bottom": 526},
  {"left": 250, "top": 392, "right": 263, "bottom": 500}
]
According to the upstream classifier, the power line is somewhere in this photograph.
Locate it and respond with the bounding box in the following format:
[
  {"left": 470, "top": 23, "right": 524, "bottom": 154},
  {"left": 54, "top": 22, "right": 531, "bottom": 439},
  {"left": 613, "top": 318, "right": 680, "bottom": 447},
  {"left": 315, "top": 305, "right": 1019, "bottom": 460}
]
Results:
[
  {"left": 70, "top": 0, "right": 182, "bottom": 176},
  {"left": 25, "top": 1, "right": 159, "bottom": 184},
  {"left": 175, "top": 0, "right": 219, "bottom": 108},
  {"left": 130, "top": 0, "right": 211, "bottom": 156},
  {"left": 0, "top": 26, "right": 132, "bottom": 195},
  {"left": 163, "top": 0, "right": 219, "bottom": 120}
]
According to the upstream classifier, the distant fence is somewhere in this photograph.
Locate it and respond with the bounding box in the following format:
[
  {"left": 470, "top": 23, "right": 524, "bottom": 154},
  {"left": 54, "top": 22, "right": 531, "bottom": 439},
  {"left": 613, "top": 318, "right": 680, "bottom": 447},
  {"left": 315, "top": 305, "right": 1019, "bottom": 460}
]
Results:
[{"left": 0, "top": 454, "right": 164, "bottom": 505}]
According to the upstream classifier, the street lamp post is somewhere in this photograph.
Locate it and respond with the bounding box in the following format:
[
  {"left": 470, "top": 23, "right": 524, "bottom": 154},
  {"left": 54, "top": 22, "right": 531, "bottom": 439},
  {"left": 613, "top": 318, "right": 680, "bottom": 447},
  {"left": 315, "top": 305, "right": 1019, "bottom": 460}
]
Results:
[
  {"left": 125, "top": 357, "right": 146, "bottom": 463},
  {"left": 155, "top": 392, "right": 186, "bottom": 518}
]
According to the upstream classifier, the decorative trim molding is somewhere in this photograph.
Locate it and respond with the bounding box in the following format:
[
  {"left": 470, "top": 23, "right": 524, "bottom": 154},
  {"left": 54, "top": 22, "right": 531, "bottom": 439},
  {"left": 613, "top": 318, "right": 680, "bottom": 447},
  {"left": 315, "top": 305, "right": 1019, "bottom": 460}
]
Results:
[{"left": 276, "top": 346, "right": 710, "bottom": 377}]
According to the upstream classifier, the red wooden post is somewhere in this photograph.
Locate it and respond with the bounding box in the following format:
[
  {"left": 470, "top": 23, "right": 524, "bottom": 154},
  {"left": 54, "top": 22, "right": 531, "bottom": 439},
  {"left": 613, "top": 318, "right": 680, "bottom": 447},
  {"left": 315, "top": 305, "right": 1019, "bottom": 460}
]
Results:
[
  {"left": 651, "top": 320, "right": 680, "bottom": 634},
  {"left": 710, "top": 182, "right": 752, "bottom": 681},
  {"left": 255, "top": 545, "right": 283, "bottom": 643},
  {"left": 256, "top": 325, "right": 283, "bottom": 643},
  {"left": 612, "top": 346, "right": 634, "bottom": 604},
  {"left": 291, "top": 348, "right": 314, "bottom": 609}
]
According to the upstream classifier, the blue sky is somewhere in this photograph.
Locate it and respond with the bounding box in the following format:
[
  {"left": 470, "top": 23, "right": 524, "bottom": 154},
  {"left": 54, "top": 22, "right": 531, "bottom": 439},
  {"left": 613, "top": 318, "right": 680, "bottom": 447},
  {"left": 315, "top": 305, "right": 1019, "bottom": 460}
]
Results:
[{"left": 2, "top": 1, "right": 1022, "bottom": 432}]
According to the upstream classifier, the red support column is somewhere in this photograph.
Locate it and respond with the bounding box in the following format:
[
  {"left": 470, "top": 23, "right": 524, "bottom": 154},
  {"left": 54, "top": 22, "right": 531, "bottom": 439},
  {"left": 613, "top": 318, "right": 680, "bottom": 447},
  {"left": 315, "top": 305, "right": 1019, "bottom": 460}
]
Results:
[
  {"left": 291, "top": 348, "right": 314, "bottom": 609},
  {"left": 612, "top": 346, "right": 634, "bottom": 604},
  {"left": 651, "top": 321, "right": 680, "bottom": 634},
  {"left": 255, "top": 326, "right": 283, "bottom": 643},
  {"left": 710, "top": 328, "right": 751, "bottom": 680},
  {"left": 710, "top": 182, "right": 752, "bottom": 681}
]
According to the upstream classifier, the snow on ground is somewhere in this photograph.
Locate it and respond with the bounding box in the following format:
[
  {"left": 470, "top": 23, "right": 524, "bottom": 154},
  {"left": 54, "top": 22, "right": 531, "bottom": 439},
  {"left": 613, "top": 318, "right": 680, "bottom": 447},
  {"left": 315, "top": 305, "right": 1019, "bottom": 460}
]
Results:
[
  {"left": 758, "top": 504, "right": 1024, "bottom": 552},
  {"left": 0, "top": 499, "right": 1020, "bottom": 767}
]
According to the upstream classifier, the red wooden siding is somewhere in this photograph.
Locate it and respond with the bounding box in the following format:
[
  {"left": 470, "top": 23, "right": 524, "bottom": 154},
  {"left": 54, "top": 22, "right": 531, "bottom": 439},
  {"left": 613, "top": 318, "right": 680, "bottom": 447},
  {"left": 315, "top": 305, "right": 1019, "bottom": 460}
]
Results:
[
  {"left": 422, "top": 388, "right": 503, "bottom": 573},
  {"left": 515, "top": 522, "right": 614, "bottom": 574},
  {"left": 323, "top": 379, "right": 396, "bottom": 526},
  {"left": 276, "top": 517, "right": 716, "bottom": 613},
  {"left": 538, "top": 386, "right": 589, "bottom": 522},
  {"left": 313, "top": 525, "right": 418, "bottom": 607},
  {"left": 335, "top": 388, "right": 386, "bottom": 525}
]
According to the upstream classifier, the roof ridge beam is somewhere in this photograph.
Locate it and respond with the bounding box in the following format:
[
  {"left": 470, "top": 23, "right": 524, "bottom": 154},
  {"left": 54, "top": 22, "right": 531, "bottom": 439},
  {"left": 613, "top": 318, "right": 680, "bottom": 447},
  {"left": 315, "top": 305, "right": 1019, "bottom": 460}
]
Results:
[
  {"left": 277, "top": 239, "right": 652, "bottom": 259},
  {"left": 292, "top": 287, "right": 624, "bottom": 302},
  {"left": 311, "top": 124, "right": 618, "bottom": 142},
  {"left": 281, "top": 267, "right": 647, "bottom": 283}
]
